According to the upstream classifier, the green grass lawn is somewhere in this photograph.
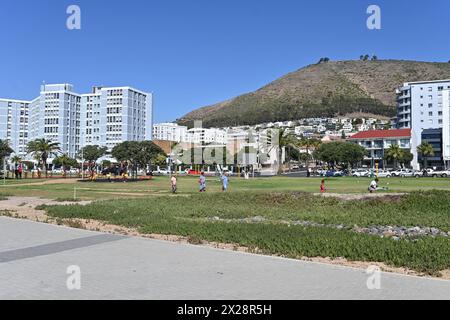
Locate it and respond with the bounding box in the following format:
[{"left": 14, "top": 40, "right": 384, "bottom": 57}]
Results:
[
  {"left": 3, "top": 176, "right": 450, "bottom": 275},
  {"left": 1, "top": 176, "right": 449, "bottom": 200},
  {"left": 40, "top": 190, "right": 450, "bottom": 275}
]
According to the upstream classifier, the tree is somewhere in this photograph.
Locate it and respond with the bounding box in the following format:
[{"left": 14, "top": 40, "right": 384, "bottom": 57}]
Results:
[
  {"left": 287, "top": 147, "right": 300, "bottom": 162},
  {"left": 112, "top": 141, "right": 166, "bottom": 178},
  {"left": 27, "top": 139, "right": 61, "bottom": 174},
  {"left": 399, "top": 150, "right": 413, "bottom": 167},
  {"left": 0, "top": 139, "right": 14, "bottom": 165},
  {"left": 318, "top": 57, "right": 330, "bottom": 64},
  {"left": 10, "top": 155, "right": 22, "bottom": 166},
  {"left": 339, "top": 143, "right": 367, "bottom": 168},
  {"left": 297, "top": 137, "right": 321, "bottom": 172},
  {"left": 417, "top": 142, "right": 435, "bottom": 169},
  {"left": 78, "top": 145, "right": 107, "bottom": 169},
  {"left": 314, "top": 142, "right": 366, "bottom": 169},
  {"left": 384, "top": 144, "right": 404, "bottom": 169},
  {"left": 371, "top": 55, "right": 378, "bottom": 61},
  {"left": 53, "top": 154, "right": 78, "bottom": 176},
  {"left": 101, "top": 160, "right": 112, "bottom": 168},
  {"left": 299, "top": 153, "right": 312, "bottom": 167},
  {"left": 268, "top": 128, "right": 298, "bottom": 174}
]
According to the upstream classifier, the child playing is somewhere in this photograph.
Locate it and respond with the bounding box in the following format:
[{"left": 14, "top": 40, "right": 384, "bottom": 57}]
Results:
[
  {"left": 320, "top": 179, "right": 326, "bottom": 193},
  {"left": 199, "top": 172, "right": 206, "bottom": 192},
  {"left": 170, "top": 175, "right": 178, "bottom": 194}
]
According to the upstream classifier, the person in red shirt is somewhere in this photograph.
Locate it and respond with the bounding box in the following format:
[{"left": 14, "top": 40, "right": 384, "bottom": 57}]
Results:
[
  {"left": 320, "top": 179, "right": 326, "bottom": 193},
  {"left": 18, "top": 165, "right": 23, "bottom": 179}
]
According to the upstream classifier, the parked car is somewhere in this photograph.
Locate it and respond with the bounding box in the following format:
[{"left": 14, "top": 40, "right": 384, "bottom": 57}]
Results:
[
  {"left": 315, "top": 169, "right": 326, "bottom": 177},
  {"left": 414, "top": 169, "right": 435, "bottom": 178},
  {"left": 325, "top": 170, "right": 335, "bottom": 177},
  {"left": 154, "top": 169, "right": 169, "bottom": 175},
  {"left": 376, "top": 170, "right": 392, "bottom": 178},
  {"left": 333, "top": 170, "right": 344, "bottom": 177},
  {"left": 352, "top": 169, "right": 369, "bottom": 177},
  {"left": 392, "top": 169, "right": 414, "bottom": 177},
  {"left": 69, "top": 168, "right": 79, "bottom": 175},
  {"left": 430, "top": 169, "right": 450, "bottom": 178}
]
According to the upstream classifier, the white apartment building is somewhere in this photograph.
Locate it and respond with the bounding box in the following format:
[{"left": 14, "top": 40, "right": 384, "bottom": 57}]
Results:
[
  {"left": 80, "top": 86, "right": 152, "bottom": 151},
  {"left": 341, "top": 123, "right": 353, "bottom": 132},
  {"left": 396, "top": 80, "right": 450, "bottom": 169},
  {"left": 186, "top": 127, "right": 227, "bottom": 145},
  {"left": 0, "top": 99, "right": 30, "bottom": 156},
  {"left": 29, "top": 84, "right": 82, "bottom": 158},
  {"left": 442, "top": 90, "right": 450, "bottom": 168},
  {"left": 1, "top": 83, "right": 153, "bottom": 160},
  {"left": 153, "top": 123, "right": 187, "bottom": 142}
]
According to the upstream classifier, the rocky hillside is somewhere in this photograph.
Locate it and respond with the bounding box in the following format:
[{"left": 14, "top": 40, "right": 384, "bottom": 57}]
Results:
[{"left": 178, "top": 60, "right": 450, "bottom": 127}]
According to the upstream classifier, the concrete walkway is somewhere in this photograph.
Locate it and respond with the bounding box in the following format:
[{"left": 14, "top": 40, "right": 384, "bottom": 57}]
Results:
[{"left": 0, "top": 217, "right": 449, "bottom": 300}]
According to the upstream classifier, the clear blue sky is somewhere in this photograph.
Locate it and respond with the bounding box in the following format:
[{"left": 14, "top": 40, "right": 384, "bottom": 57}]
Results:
[{"left": 1, "top": 0, "right": 449, "bottom": 122}]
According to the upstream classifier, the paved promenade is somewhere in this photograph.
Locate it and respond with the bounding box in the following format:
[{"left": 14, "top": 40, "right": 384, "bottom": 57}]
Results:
[{"left": 0, "top": 217, "right": 449, "bottom": 299}]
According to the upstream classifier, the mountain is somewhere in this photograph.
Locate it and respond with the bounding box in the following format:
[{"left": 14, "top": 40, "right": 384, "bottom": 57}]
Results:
[{"left": 177, "top": 60, "right": 450, "bottom": 127}]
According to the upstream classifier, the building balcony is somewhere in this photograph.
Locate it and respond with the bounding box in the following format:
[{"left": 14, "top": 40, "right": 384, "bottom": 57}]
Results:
[{"left": 398, "top": 101, "right": 411, "bottom": 108}]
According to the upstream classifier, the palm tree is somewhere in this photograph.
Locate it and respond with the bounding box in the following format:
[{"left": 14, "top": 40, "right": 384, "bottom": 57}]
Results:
[
  {"left": 269, "top": 128, "right": 298, "bottom": 175},
  {"left": 0, "top": 139, "right": 14, "bottom": 162},
  {"left": 27, "top": 139, "right": 61, "bottom": 176},
  {"left": 384, "top": 144, "right": 404, "bottom": 169},
  {"left": 10, "top": 155, "right": 22, "bottom": 165},
  {"left": 417, "top": 142, "right": 435, "bottom": 170},
  {"left": 297, "top": 137, "right": 321, "bottom": 172}
]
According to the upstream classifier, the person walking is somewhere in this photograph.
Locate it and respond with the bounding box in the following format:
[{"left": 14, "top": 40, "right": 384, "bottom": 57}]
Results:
[
  {"left": 170, "top": 175, "right": 178, "bottom": 194},
  {"left": 199, "top": 172, "right": 206, "bottom": 192},
  {"left": 221, "top": 172, "right": 229, "bottom": 192}
]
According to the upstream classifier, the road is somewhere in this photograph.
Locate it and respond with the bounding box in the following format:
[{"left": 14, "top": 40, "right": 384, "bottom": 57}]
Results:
[{"left": 0, "top": 216, "right": 449, "bottom": 300}]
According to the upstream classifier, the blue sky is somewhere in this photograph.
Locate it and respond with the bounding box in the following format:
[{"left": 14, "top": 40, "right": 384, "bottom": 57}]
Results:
[{"left": 1, "top": 0, "right": 449, "bottom": 122}]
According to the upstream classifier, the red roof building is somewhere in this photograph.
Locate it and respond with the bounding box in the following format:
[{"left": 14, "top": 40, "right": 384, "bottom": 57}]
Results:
[
  {"left": 349, "top": 129, "right": 411, "bottom": 140},
  {"left": 349, "top": 129, "right": 413, "bottom": 168}
]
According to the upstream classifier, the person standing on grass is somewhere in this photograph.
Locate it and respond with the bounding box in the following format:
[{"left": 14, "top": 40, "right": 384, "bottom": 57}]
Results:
[
  {"left": 221, "top": 172, "right": 229, "bottom": 192},
  {"left": 369, "top": 178, "right": 379, "bottom": 193},
  {"left": 199, "top": 172, "right": 206, "bottom": 192},
  {"left": 170, "top": 175, "right": 178, "bottom": 194},
  {"left": 18, "top": 164, "right": 23, "bottom": 179},
  {"left": 320, "top": 179, "right": 326, "bottom": 193},
  {"left": 14, "top": 164, "right": 19, "bottom": 179}
]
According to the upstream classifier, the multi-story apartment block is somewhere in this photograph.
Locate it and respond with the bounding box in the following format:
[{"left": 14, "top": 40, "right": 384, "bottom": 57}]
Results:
[
  {"left": 0, "top": 99, "right": 30, "bottom": 156},
  {"left": 1, "top": 83, "right": 153, "bottom": 161},
  {"left": 33, "top": 84, "right": 82, "bottom": 158},
  {"left": 153, "top": 123, "right": 187, "bottom": 142},
  {"left": 396, "top": 80, "right": 450, "bottom": 169},
  {"left": 80, "top": 86, "right": 152, "bottom": 151},
  {"left": 441, "top": 90, "right": 450, "bottom": 168}
]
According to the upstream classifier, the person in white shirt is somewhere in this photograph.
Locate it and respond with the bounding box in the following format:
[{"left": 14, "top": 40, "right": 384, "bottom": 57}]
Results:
[{"left": 369, "top": 178, "right": 379, "bottom": 193}]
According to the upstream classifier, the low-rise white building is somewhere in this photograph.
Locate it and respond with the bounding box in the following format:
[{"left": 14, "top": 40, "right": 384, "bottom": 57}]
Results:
[
  {"left": 186, "top": 127, "right": 227, "bottom": 145},
  {"left": 153, "top": 123, "right": 187, "bottom": 142}
]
